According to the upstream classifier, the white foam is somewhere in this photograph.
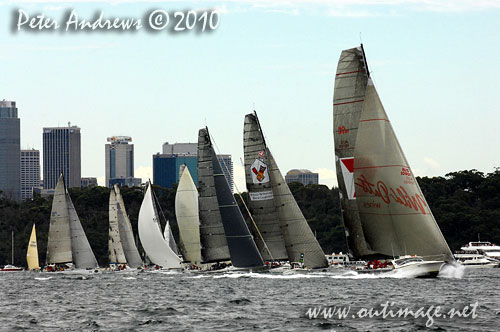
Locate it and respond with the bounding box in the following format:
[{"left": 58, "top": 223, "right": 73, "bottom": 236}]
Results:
[
  {"left": 34, "top": 277, "right": 52, "bottom": 280},
  {"left": 438, "top": 262, "right": 465, "bottom": 279}
]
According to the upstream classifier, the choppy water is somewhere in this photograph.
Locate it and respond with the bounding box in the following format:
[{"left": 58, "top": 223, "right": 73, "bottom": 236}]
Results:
[{"left": 1, "top": 268, "right": 498, "bottom": 331}]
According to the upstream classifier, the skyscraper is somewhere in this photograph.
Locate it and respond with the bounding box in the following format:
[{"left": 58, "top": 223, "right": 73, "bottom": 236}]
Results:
[
  {"left": 217, "top": 154, "right": 234, "bottom": 193},
  {"left": 43, "top": 124, "right": 81, "bottom": 189},
  {"left": 0, "top": 100, "right": 20, "bottom": 200},
  {"left": 105, "top": 136, "right": 140, "bottom": 187},
  {"left": 20, "top": 149, "right": 40, "bottom": 200}
]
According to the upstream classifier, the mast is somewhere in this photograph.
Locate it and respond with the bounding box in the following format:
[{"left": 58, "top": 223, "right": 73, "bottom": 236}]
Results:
[{"left": 11, "top": 231, "right": 14, "bottom": 265}]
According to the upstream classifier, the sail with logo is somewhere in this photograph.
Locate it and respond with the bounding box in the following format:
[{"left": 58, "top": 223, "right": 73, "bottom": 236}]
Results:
[
  {"left": 244, "top": 112, "right": 328, "bottom": 269},
  {"left": 333, "top": 45, "right": 453, "bottom": 262}
]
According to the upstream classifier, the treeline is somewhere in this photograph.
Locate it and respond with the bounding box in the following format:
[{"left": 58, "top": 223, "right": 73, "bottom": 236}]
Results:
[{"left": 1, "top": 169, "right": 499, "bottom": 266}]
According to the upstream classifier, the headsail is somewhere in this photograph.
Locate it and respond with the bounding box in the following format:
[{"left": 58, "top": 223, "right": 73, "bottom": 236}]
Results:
[
  {"left": 197, "top": 129, "right": 231, "bottom": 263},
  {"left": 333, "top": 45, "right": 453, "bottom": 261},
  {"left": 109, "top": 189, "right": 127, "bottom": 264},
  {"left": 244, "top": 113, "right": 328, "bottom": 269},
  {"left": 67, "top": 187, "right": 99, "bottom": 269},
  {"left": 114, "top": 185, "right": 143, "bottom": 268},
  {"left": 26, "top": 224, "right": 40, "bottom": 270},
  {"left": 138, "top": 182, "right": 182, "bottom": 269},
  {"left": 200, "top": 127, "right": 264, "bottom": 269},
  {"left": 164, "top": 220, "right": 180, "bottom": 256},
  {"left": 175, "top": 166, "right": 202, "bottom": 266}
]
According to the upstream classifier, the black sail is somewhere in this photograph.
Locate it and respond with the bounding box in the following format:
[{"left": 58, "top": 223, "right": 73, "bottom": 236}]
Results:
[
  {"left": 200, "top": 128, "right": 264, "bottom": 269},
  {"left": 197, "top": 129, "right": 231, "bottom": 263}
]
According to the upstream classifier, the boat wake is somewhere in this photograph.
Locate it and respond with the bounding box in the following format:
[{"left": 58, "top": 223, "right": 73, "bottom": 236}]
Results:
[
  {"left": 438, "top": 262, "right": 465, "bottom": 279},
  {"left": 34, "top": 277, "right": 52, "bottom": 280}
]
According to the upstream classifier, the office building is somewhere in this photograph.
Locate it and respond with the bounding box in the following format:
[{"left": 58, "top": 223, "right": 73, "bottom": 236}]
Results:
[
  {"left": 105, "top": 136, "right": 140, "bottom": 187},
  {"left": 217, "top": 154, "right": 233, "bottom": 193},
  {"left": 20, "top": 149, "right": 40, "bottom": 200},
  {"left": 81, "top": 177, "right": 98, "bottom": 187},
  {"left": 153, "top": 153, "right": 198, "bottom": 189},
  {"left": 0, "top": 100, "right": 20, "bottom": 200},
  {"left": 43, "top": 124, "right": 81, "bottom": 189},
  {"left": 153, "top": 142, "right": 233, "bottom": 191},
  {"left": 163, "top": 142, "right": 197, "bottom": 155},
  {"left": 285, "top": 169, "right": 319, "bottom": 186}
]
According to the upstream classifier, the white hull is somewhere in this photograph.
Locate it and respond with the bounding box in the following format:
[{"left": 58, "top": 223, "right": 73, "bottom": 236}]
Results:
[{"left": 391, "top": 261, "right": 443, "bottom": 278}]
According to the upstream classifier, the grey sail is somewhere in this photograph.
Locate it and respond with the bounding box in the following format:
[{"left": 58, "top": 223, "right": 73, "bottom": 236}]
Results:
[
  {"left": 333, "top": 45, "right": 453, "bottom": 262},
  {"left": 115, "top": 185, "right": 143, "bottom": 268},
  {"left": 332, "top": 45, "right": 373, "bottom": 258},
  {"left": 67, "top": 189, "right": 99, "bottom": 269},
  {"left": 245, "top": 114, "right": 328, "bottom": 269},
  {"left": 109, "top": 189, "right": 127, "bottom": 264},
  {"left": 46, "top": 174, "right": 72, "bottom": 265},
  {"left": 243, "top": 113, "right": 288, "bottom": 261},
  {"left": 197, "top": 129, "right": 231, "bottom": 263}
]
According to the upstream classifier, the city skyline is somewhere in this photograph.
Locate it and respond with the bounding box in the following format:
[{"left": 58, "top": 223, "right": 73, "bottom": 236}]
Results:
[{"left": 1, "top": 1, "right": 499, "bottom": 192}]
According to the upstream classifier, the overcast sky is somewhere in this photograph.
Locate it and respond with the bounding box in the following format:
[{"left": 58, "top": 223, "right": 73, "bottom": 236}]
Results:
[{"left": 1, "top": 0, "right": 499, "bottom": 190}]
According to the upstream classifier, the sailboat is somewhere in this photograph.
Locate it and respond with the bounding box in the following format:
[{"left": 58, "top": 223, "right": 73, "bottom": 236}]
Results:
[
  {"left": 108, "top": 184, "right": 143, "bottom": 269},
  {"left": 175, "top": 166, "right": 202, "bottom": 266},
  {"left": 138, "top": 182, "right": 183, "bottom": 269},
  {"left": 198, "top": 127, "right": 264, "bottom": 270},
  {"left": 333, "top": 45, "right": 452, "bottom": 277},
  {"left": 243, "top": 112, "right": 329, "bottom": 270},
  {"left": 0, "top": 231, "right": 23, "bottom": 272},
  {"left": 45, "top": 174, "right": 99, "bottom": 272},
  {"left": 26, "top": 224, "right": 40, "bottom": 270}
]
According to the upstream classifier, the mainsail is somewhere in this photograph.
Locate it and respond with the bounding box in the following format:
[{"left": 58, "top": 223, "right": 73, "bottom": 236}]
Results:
[
  {"left": 333, "top": 45, "right": 453, "bottom": 261},
  {"left": 244, "top": 112, "right": 328, "bottom": 269},
  {"left": 175, "top": 166, "right": 202, "bottom": 265},
  {"left": 46, "top": 175, "right": 72, "bottom": 265},
  {"left": 138, "top": 182, "right": 182, "bottom": 269},
  {"left": 197, "top": 129, "right": 231, "bottom": 263},
  {"left": 26, "top": 224, "right": 40, "bottom": 270},
  {"left": 243, "top": 113, "right": 288, "bottom": 261},
  {"left": 109, "top": 189, "right": 127, "bottom": 264},
  {"left": 200, "top": 127, "right": 264, "bottom": 269},
  {"left": 114, "top": 185, "right": 143, "bottom": 268}
]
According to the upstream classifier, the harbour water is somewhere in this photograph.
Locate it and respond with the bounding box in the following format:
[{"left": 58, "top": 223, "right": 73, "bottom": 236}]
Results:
[{"left": 0, "top": 268, "right": 498, "bottom": 331}]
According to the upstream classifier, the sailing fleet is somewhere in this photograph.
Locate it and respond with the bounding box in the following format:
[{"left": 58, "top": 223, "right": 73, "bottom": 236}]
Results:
[{"left": 2, "top": 45, "right": 492, "bottom": 276}]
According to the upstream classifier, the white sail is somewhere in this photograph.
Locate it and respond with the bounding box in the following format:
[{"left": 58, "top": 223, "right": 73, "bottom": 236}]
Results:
[
  {"left": 109, "top": 189, "right": 127, "bottom": 264},
  {"left": 46, "top": 174, "right": 72, "bottom": 264},
  {"left": 164, "top": 220, "right": 180, "bottom": 256},
  {"left": 138, "top": 183, "right": 182, "bottom": 269},
  {"left": 115, "top": 185, "right": 143, "bottom": 268},
  {"left": 67, "top": 189, "right": 99, "bottom": 269},
  {"left": 175, "top": 166, "right": 202, "bottom": 265}
]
